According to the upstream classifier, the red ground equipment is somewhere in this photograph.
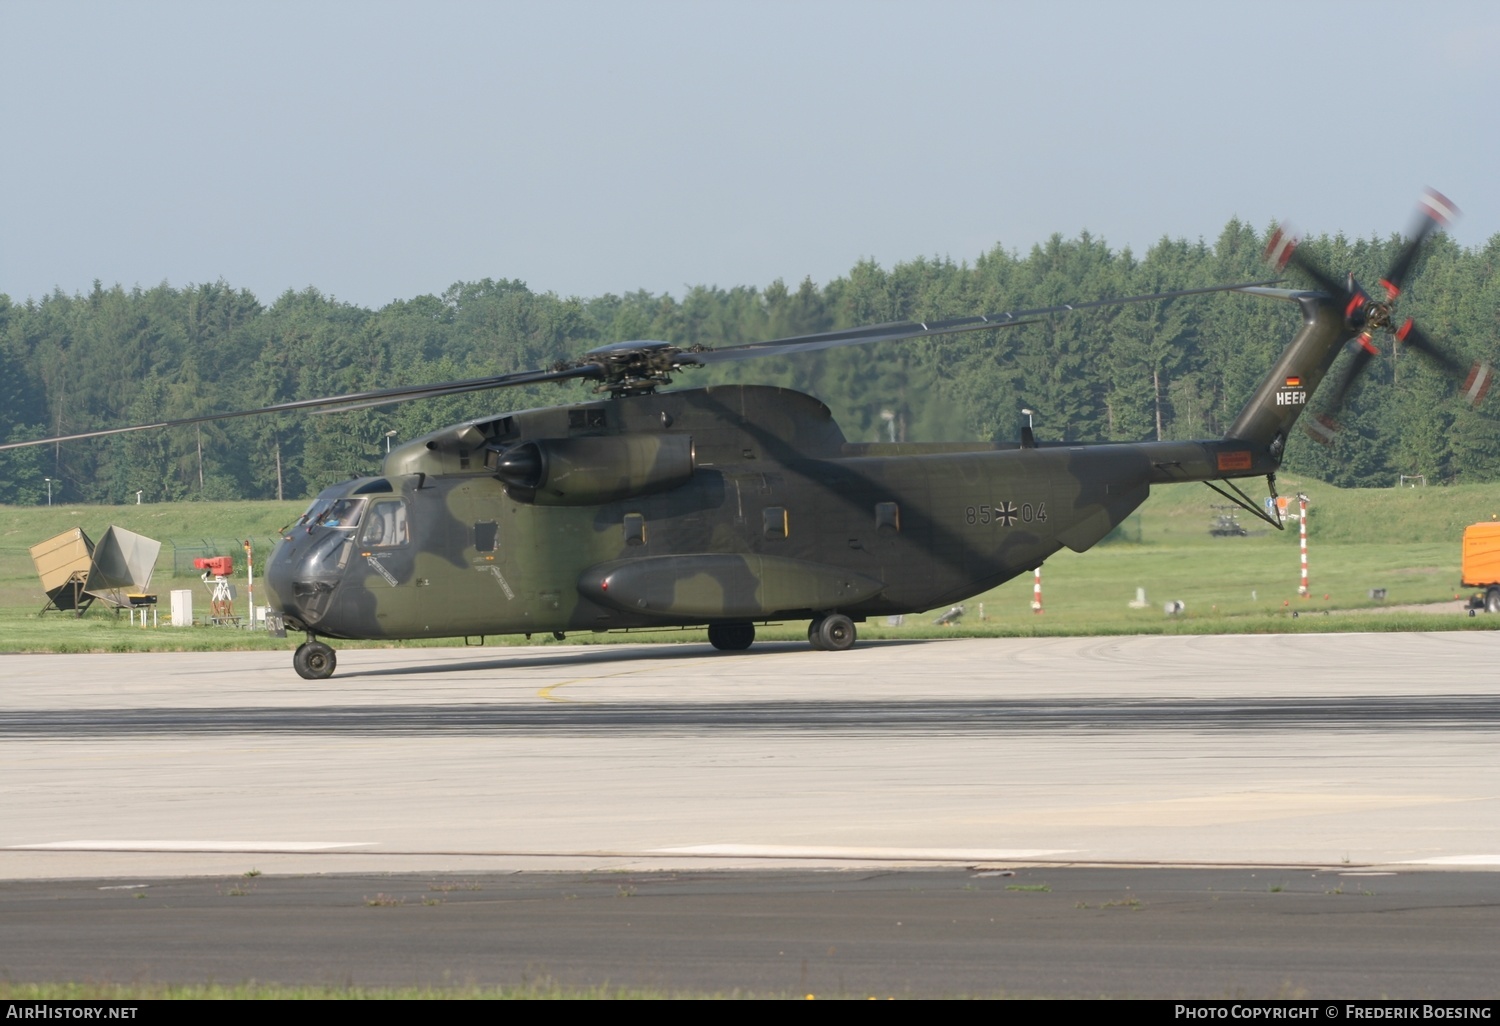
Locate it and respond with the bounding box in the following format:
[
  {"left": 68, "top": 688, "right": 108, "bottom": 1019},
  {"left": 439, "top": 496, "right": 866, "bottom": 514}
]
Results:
[
  {"left": 194, "top": 556, "right": 234, "bottom": 577},
  {"left": 195, "top": 556, "right": 238, "bottom": 623}
]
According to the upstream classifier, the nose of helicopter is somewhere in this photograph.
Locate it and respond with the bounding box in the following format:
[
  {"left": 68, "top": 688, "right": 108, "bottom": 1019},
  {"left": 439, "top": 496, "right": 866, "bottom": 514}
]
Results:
[
  {"left": 261, "top": 539, "right": 296, "bottom": 618},
  {"left": 262, "top": 535, "right": 331, "bottom": 629}
]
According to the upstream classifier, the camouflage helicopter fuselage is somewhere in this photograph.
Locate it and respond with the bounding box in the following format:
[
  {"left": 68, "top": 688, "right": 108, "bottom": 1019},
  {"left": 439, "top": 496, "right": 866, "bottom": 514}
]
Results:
[{"left": 264, "top": 288, "right": 1346, "bottom": 646}]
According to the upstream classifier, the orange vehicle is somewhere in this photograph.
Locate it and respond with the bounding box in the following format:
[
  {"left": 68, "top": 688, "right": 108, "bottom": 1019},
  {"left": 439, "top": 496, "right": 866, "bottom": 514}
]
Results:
[{"left": 1462, "top": 522, "right": 1500, "bottom": 613}]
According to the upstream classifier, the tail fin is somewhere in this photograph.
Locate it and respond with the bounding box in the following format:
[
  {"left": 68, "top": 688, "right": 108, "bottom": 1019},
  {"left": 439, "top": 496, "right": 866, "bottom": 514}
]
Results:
[{"left": 1221, "top": 287, "right": 1351, "bottom": 462}]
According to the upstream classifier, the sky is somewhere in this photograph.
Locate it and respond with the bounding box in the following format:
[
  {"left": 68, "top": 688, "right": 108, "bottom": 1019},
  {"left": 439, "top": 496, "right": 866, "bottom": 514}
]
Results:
[{"left": 3, "top": 0, "right": 1498, "bottom": 311}]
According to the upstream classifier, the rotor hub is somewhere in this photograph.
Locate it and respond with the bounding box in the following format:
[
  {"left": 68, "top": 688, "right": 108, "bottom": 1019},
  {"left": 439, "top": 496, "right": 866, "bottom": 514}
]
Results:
[{"left": 573, "top": 339, "right": 698, "bottom": 396}]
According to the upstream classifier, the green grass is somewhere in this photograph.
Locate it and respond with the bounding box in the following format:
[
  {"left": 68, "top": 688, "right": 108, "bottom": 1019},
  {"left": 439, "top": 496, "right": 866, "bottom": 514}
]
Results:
[{"left": 1, "top": 475, "right": 1497, "bottom": 654}]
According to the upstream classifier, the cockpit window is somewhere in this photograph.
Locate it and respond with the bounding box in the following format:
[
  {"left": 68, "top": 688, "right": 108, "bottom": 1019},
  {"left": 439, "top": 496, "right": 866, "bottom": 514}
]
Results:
[
  {"left": 300, "top": 497, "right": 367, "bottom": 530},
  {"left": 361, "top": 499, "right": 409, "bottom": 547},
  {"left": 324, "top": 498, "right": 367, "bottom": 528}
]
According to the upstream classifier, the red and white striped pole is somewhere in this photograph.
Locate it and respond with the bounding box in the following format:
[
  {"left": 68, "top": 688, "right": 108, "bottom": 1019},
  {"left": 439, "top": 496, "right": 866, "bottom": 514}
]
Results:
[
  {"left": 1032, "top": 565, "right": 1044, "bottom": 613},
  {"left": 1297, "top": 494, "right": 1309, "bottom": 598}
]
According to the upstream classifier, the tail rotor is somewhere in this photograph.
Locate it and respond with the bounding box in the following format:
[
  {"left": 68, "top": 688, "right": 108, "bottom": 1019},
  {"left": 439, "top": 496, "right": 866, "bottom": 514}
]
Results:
[{"left": 1264, "top": 189, "right": 1490, "bottom": 444}]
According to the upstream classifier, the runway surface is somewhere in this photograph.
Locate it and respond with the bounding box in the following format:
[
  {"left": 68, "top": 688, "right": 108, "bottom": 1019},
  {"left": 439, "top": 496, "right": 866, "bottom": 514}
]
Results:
[
  {"left": 5, "top": 632, "right": 1500, "bottom": 996},
  {"left": 3, "top": 632, "right": 1498, "bottom": 877},
  {"left": 5, "top": 868, "right": 1498, "bottom": 998}
]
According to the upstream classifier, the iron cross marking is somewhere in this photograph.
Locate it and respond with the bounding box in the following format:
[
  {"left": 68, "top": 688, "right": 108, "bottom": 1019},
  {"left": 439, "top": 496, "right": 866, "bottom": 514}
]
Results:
[{"left": 996, "top": 501, "right": 1019, "bottom": 526}]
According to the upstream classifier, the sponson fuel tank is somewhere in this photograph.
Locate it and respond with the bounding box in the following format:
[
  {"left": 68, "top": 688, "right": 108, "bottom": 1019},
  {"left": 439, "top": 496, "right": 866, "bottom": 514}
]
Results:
[{"left": 579, "top": 553, "right": 886, "bottom": 619}]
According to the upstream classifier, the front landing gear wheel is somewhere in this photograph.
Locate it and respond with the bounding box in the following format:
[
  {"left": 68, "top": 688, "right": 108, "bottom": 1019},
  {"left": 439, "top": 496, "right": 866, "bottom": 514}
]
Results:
[
  {"left": 708, "top": 622, "right": 755, "bottom": 651},
  {"left": 812, "top": 613, "right": 856, "bottom": 652},
  {"left": 294, "top": 640, "right": 337, "bottom": 680}
]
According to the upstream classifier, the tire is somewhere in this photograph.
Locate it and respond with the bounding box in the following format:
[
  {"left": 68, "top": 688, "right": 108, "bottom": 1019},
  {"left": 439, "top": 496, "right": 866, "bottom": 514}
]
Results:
[
  {"left": 815, "top": 613, "right": 856, "bottom": 652},
  {"left": 708, "top": 622, "right": 755, "bottom": 651},
  {"left": 293, "top": 640, "right": 337, "bottom": 680},
  {"left": 1486, "top": 588, "right": 1500, "bottom": 615},
  {"left": 807, "top": 618, "right": 826, "bottom": 650}
]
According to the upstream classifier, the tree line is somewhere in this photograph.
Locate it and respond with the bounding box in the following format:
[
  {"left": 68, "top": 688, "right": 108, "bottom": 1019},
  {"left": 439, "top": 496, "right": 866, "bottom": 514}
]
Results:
[{"left": 2, "top": 217, "right": 1498, "bottom": 506}]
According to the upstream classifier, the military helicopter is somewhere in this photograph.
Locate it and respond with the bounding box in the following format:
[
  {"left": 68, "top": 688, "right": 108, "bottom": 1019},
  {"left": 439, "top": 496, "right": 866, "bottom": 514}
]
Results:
[{"left": 5, "top": 191, "right": 1486, "bottom": 679}]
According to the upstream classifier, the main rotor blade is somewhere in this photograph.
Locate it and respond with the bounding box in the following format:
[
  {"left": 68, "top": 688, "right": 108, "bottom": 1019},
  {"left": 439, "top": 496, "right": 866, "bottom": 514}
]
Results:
[
  {"left": 685, "top": 280, "right": 1278, "bottom": 365},
  {"left": 305, "top": 367, "right": 607, "bottom": 416},
  {"left": 1, "top": 279, "right": 1278, "bottom": 453},
  {"left": 1381, "top": 188, "right": 1460, "bottom": 299},
  {"left": 0, "top": 364, "right": 602, "bottom": 452}
]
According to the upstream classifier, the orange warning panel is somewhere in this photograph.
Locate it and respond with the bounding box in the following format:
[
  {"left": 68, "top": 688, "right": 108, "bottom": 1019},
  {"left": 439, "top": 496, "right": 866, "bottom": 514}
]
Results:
[{"left": 1461, "top": 522, "right": 1500, "bottom": 587}]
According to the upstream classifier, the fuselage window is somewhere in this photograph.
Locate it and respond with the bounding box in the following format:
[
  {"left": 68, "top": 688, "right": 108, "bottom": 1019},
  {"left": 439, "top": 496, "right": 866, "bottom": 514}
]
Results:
[
  {"left": 623, "top": 512, "right": 646, "bottom": 547},
  {"left": 474, "top": 521, "right": 498, "bottom": 553},
  {"left": 763, "top": 506, "right": 788, "bottom": 540},
  {"left": 875, "top": 501, "right": 901, "bottom": 533},
  {"left": 361, "top": 500, "right": 409, "bottom": 547},
  {"left": 568, "top": 408, "right": 607, "bottom": 431}
]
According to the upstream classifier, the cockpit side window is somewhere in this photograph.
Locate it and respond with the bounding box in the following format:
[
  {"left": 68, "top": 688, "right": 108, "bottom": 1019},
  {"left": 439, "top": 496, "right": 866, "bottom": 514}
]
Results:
[{"left": 361, "top": 499, "right": 409, "bottom": 547}]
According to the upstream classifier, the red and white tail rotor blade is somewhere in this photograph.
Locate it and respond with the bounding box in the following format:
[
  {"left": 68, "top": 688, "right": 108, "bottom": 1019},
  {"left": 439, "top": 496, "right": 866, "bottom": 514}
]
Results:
[
  {"left": 1333, "top": 336, "right": 1378, "bottom": 406},
  {"left": 1304, "top": 413, "right": 1341, "bottom": 447},
  {"left": 1394, "top": 318, "right": 1463, "bottom": 377},
  {"left": 1461, "top": 361, "right": 1495, "bottom": 407},
  {"left": 1393, "top": 318, "right": 1492, "bottom": 406},
  {"left": 1264, "top": 226, "right": 1299, "bottom": 272},
  {"left": 1381, "top": 188, "right": 1461, "bottom": 300},
  {"left": 1264, "top": 222, "right": 1348, "bottom": 298},
  {"left": 1419, "top": 187, "right": 1461, "bottom": 227}
]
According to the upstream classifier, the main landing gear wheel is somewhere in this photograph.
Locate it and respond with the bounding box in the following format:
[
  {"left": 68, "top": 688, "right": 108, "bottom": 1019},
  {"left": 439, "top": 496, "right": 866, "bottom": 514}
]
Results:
[
  {"left": 808, "top": 614, "right": 856, "bottom": 652},
  {"left": 708, "top": 622, "right": 755, "bottom": 651},
  {"left": 293, "top": 640, "right": 337, "bottom": 680},
  {"left": 1487, "top": 588, "right": 1500, "bottom": 614}
]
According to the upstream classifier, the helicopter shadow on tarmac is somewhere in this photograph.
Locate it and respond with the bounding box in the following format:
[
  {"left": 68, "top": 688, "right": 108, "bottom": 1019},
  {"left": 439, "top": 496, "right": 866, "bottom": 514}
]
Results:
[{"left": 334, "top": 637, "right": 936, "bottom": 680}]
